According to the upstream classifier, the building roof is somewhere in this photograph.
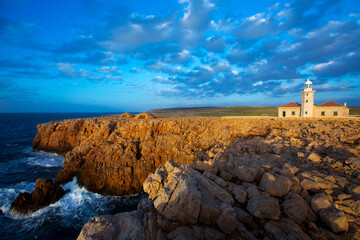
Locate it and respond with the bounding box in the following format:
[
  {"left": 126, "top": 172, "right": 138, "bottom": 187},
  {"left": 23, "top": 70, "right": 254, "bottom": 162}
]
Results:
[
  {"left": 279, "top": 102, "right": 301, "bottom": 107},
  {"left": 318, "top": 101, "right": 343, "bottom": 107}
]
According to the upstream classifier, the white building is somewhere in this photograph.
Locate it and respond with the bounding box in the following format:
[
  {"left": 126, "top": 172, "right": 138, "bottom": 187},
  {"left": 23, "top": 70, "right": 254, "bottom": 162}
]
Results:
[{"left": 278, "top": 79, "right": 349, "bottom": 118}]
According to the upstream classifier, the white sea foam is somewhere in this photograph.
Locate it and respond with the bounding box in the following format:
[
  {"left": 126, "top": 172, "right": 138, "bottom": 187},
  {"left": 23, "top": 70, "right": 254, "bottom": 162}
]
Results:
[
  {"left": 25, "top": 150, "right": 64, "bottom": 168},
  {"left": 0, "top": 181, "right": 36, "bottom": 216}
]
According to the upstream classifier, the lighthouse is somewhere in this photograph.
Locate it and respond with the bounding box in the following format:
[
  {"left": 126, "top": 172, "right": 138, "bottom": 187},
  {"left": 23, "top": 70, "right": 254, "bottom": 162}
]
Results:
[{"left": 300, "top": 78, "right": 316, "bottom": 117}]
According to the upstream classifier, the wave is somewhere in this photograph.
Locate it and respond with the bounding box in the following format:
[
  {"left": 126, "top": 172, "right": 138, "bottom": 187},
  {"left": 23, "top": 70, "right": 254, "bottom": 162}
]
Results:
[
  {"left": 0, "top": 177, "right": 142, "bottom": 240},
  {"left": 0, "top": 181, "right": 36, "bottom": 217},
  {"left": 25, "top": 150, "right": 64, "bottom": 168}
]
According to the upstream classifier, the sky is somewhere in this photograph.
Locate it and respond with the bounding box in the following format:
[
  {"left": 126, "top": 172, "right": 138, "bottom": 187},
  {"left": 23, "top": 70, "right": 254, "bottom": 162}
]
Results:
[{"left": 0, "top": 0, "right": 360, "bottom": 113}]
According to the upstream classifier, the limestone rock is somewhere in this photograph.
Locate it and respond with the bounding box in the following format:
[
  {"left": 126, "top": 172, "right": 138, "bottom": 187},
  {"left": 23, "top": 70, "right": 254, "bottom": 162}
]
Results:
[
  {"left": 232, "top": 185, "right": 247, "bottom": 204},
  {"left": 234, "top": 207, "right": 253, "bottom": 224},
  {"left": 259, "top": 172, "right": 292, "bottom": 198},
  {"left": 159, "top": 174, "right": 201, "bottom": 225},
  {"left": 184, "top": 166, "right": 234, "bottom": 205},
  {"left": 167, "top": 226, "right": 195, "bottom": 240},
  {"left": 281, "top": 163, "right": 298, "bottom": 176},
  {"left": 199, "top": 186, "right": 221, "bottom": 225},
  {"left": 119, "top": 112, "right": 135, "bottom": 118},
  {"left": 264, "top": 218, "right": 311, "bottom": 240},
  {"left": 10, "top": 179, "right": 67, "bottom": 216},
  {"left": 216, "top": 203, "right": 237, "bottom": 234},
  {"left": 204, "top": 227, "right": 225, "bottom": 240},
  {"left": 134, "top": 112, "right": 156, "bottom": 119},
  {"left": 319, "top": 207, "right": 349, "bottom": 233},
  {"left": 235, "top": 166, "right": 258, "bottom": 182},
  {"left": 77, "top": 210, "right": 147, "bottom": 240},
  {"left": 247, "top": 195, "right": 281, "bottom": 220},
  {"left": 346, "top": 157, "right": 360, "bottom": 170},
  {"left": 282, "top": 195, "right": 309, "bottom": 224},
  {"left": 307, "top": 153, "right": 322, "bottom": 163},
  {"left": 311, "top": 193, "right": 332, "bottom": 213}
]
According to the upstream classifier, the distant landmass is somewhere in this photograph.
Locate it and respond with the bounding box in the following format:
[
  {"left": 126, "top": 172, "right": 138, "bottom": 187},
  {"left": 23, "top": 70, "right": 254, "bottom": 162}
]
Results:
[{"left": 149, "top": 105, "right": 360, "bottom": 117}]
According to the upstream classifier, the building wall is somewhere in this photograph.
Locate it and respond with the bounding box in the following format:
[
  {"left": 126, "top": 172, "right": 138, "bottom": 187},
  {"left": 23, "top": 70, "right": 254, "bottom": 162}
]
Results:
[
  {"left": 278, "top": 107, "right": 301, "bottom": 117},
  {"left": 301, "top": 91, "right": 315, "bottom": 117},
  {"left": 313, "top": 106, "right": 349, "bottom": 117}
]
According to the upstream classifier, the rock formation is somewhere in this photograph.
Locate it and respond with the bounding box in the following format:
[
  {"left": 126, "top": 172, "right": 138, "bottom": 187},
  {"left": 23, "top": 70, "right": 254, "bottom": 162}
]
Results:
[
  {"left": 74, "top": 117, "right": 359, "bottom": 240},
  {"left": 134, "top": 112, "right": 156, "bottom": 119},
  {"left": 18, "top": 115, "right": 359, "bottom": 238},
  {"left": 10, "top": 179, "right": 67, "bottom": 216},
  {"left": 31, "top": 117, "right": 359, "bottom": 198},
  {"left": 119, "top": 112, "right": 135, "bottom": 118},
  {"left": 78, "top": 154, "right": 360, "bottom": 239}
]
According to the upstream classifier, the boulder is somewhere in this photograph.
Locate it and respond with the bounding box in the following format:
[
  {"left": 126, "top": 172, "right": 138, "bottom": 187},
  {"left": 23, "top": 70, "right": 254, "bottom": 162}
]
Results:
[
  {"left": 307, "top": 153, "right": 322, "bottom": 163},
  {"left": 204, "top": 227, "right": 225, "bottom": 240},
  {"left": 167, "top": 226, "right": 195, "bottom": 240},
  {"left": 246, "top": 184, "right": 261, "bottom": 198},
  {"left": 199, "top": 187, "right": 221, "bottom": 225},
  {"left": 311, "top": 193, "right": 332, "bottom": 213},
  {"left": 234, "top": 207, "right": 253, "bottom": 224},
  {"left": 345, "top": 157, "right": 360, "bottom": 171},
  {"left": 134, "top": 112, "right": 155, "bottom": 119},
  {"left": 119, "top": 112, "right": 135, "bottom": 118},
  {"left": 216, "top": 203, "right": 237, "bottom": 234},
  {"left": 282, "top": 195, "right": 309, "bottom": 224},
  {"left": 159, "top": 175, "right": 201, "bottom": 225},
  {"left": 319, "top": 207, "right": 349, "bottom": 233},
  {"left": 77, "top": 210, "right": 147, "bottom": 240},
  {"left": 184, "top": 166, "right": 234, "bottom": 205},
  {"left": 247, "top": 195, "right": 280, "bottom": 220},
  {"left": 259, "top": 172, "right": 292, "bottom": 198},
  {"left": 235, "top": 166, "right": 258, "bottom": 182},
  {"left": 10, "top": 179, "right": 67, "bottom": 216},
  {"left": 232, "top": 185, "right": 247, "bottom": 204},
  {"left": 281, "top": 163, "right": 298, "bottom": 176},
  {"left": 264, "top": 218, "right": 311, "bottom": 240}
]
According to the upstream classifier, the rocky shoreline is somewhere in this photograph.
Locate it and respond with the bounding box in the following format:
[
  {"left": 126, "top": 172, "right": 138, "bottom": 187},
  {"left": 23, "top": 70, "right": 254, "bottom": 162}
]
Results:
[{"left": 10, "top": 114, "right": 360, "bottom": 239}]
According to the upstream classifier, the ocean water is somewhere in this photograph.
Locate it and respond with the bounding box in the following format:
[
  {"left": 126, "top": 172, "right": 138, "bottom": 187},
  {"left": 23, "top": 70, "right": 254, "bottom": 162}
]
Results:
[{"left": 0, "top": 113, "right": 142, "bottom": 240}]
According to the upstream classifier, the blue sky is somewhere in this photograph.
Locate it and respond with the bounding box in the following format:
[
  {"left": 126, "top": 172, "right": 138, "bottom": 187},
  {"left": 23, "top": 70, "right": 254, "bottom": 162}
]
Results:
[{"left": 1, "top": 0, "right": 360, "bottom": 112}]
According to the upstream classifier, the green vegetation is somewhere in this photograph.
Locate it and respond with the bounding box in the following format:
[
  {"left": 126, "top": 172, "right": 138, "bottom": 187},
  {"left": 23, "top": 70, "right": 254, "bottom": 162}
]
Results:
[
  {"left": 349, "top": 106, "right": 360, "bottom": 116},
  {"left": 150, "top": 106, "right": 278, "bottom": 117}
]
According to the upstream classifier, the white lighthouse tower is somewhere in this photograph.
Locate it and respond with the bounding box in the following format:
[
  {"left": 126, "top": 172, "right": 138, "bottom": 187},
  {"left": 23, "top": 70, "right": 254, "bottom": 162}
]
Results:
[{"left": 300, "top": 78, "right": 316, "bottom": 117}]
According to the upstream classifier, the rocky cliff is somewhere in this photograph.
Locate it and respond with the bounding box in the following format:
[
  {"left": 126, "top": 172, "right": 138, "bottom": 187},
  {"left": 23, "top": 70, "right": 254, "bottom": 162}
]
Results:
[
  {"left": 32, "top": 117, "right": 360, "bottom": 197},
  {"left": 33, "top": 117, "right": 276, "bottom": 196},
  {"left": 76, "top": 117, "right": 360, "bottom": 240}
]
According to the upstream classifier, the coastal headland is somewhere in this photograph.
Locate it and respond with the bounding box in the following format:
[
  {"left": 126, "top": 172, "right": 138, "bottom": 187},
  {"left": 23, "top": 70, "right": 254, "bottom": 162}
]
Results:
[{"left": 13, "top": 114, "right": 360, "bottom": 239}]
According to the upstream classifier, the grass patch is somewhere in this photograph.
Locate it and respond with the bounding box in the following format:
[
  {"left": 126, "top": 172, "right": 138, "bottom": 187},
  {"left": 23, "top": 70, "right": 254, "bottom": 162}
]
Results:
[
  {"left": 349, "top": 106, "right": 360, "bottom": 115},
  {"left": 150, "top": 106, "right": 278, "bottom": 117}
]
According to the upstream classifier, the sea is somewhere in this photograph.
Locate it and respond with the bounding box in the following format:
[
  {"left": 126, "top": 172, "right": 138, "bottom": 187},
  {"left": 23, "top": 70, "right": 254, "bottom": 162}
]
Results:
[{"left": 0, "top": 113, "right": 142, "bottom": 240}]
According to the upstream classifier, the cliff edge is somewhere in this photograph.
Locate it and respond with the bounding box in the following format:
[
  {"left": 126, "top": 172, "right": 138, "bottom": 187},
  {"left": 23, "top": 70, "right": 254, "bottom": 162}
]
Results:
[
  {"left": 33, "top": 117, "right": 276, "bottom": 196},
  {"left": 32, "top": 117, "right": 359, "bottom": 198}
]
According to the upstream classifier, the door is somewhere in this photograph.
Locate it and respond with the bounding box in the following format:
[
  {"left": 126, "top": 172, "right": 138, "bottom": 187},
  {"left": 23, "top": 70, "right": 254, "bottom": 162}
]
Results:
[{"left": 283, "top": 111, "right": 286, "bottom": 117}]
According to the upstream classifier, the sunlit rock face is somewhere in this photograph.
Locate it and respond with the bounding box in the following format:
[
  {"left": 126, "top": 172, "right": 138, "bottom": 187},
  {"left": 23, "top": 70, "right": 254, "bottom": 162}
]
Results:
[
  {"left": 30, "top": 115, "right": 360, "bottom": 239},
  {"left": 33, "top": 116, "right": 359, "bottom": 199}
]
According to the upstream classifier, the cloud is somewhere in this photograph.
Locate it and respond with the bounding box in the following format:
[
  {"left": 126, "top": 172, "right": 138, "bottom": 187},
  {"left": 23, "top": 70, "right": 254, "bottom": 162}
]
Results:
[
  {"left": 1, "top": 0, "right": 360, "bottom": 105},
  {"left": 226, "top": 44, "right": 254, "bottom": 64},
  {"left": 130, "top": 68, "right": 141, "bottom": 73},
  {"left": 308, "top": 52, "right": 360, "bottom": 77},
  {"left": 163, "top": 49, "right": 193, "bottom": 65},
  {"left": 204, "top": 35, "right": 226, "bottom": 53}
]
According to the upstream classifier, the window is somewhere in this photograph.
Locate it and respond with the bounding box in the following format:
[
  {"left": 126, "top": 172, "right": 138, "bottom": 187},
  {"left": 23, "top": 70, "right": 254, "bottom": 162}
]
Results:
[
  {"left": 306, "top": 93, "right": 308, "bottom": 96},
  {"left": 283, "top": 111, "right": 286, "bottom": 117},
  {"left": 305, "top": 111, "right": 307, "bottom": 115},
  {"left": 306, "top": 100, "right": 308, "bottom": 103},
  {"left": 334, "top": 111, "right": 338, "bottom": 116},
  {"left": 292, "top": 111, "right": 295, "bottom": 115},
  {"left": 321, "top": 111, "right": 325, "bottom": 116}
]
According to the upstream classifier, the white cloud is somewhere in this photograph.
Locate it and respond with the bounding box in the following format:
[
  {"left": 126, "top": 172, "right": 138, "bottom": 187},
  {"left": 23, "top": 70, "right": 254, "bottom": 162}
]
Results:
[{"left": 309, "top": 61, "right": 334, "bottom": 70}]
